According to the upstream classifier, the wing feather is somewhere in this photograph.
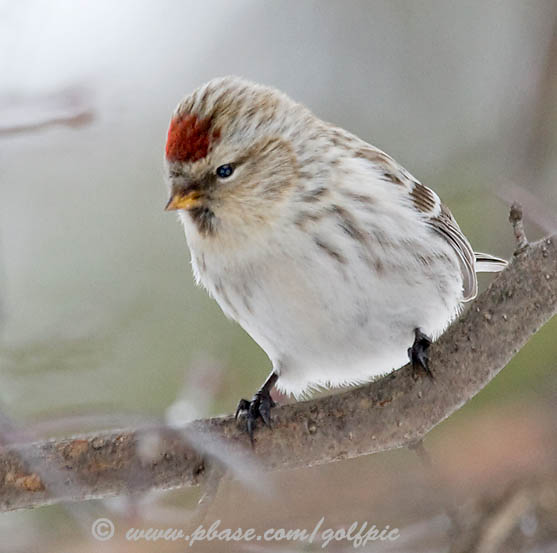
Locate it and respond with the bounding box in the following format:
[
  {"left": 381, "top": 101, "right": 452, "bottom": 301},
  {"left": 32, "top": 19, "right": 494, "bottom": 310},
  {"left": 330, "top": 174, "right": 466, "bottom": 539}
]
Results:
[
  {"left": 427, "top": 203, "right": 478, "bottom": 301},
  {"left": 353, "top": 143, "right": 502, "bottom": 302}
]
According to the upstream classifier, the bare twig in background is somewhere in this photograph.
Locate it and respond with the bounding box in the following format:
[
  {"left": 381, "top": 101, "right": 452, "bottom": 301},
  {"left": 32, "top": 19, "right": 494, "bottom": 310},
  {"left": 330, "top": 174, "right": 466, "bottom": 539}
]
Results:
[
  {"left": 503, "top": 8, "right": 557, "bottom": 194},
  {"left": 0, "top": 210, "right": 556, "bottom": 512},
  {"left": 185, "top": 463, "right": 226, "bottom": 531},
  {"left": 449, "top": 483, "right": 537, "bottom": 553},
  {"left": 471, "top": 487, "right": 533, "bottom": 553},
  {"left": 0, "top": 87, "right": 94, "bottom": 136},
  {"left": 523, "top": 12, "right": 557, "bottom": 183}
]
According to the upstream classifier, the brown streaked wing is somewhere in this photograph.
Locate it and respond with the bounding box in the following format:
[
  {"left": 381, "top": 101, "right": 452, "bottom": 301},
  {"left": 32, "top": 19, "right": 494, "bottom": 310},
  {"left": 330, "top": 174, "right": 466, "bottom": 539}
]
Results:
[
  {"left": 427, "top": 203, "right": 477, "bottom": 301},
  {"left": 355, "top": 146, "right": 409, "bottom": 187},
  {"left": 357, "top": 142, "right": 477, "bottom": 301},
  {"left": 410, "top": 182, "right": 438, "bottom": 214}
]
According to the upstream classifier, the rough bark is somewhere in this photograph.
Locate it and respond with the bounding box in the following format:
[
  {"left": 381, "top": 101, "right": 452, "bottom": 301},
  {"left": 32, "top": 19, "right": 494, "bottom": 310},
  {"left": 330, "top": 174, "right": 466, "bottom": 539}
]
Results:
[{"left": 1, "top": 233, "right": 556, "bottom": 512}]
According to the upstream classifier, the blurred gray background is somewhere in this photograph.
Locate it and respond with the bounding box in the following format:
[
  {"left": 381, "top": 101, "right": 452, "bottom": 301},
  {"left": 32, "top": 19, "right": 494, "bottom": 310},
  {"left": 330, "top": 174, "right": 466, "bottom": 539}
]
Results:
[{"left": 1, "top": 1, "right": 556, "bottom": 551}]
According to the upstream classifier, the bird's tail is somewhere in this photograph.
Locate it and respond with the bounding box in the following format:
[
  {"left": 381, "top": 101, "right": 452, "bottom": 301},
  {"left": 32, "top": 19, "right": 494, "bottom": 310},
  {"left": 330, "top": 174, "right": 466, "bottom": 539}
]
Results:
[{"left": 474, "top": 252, "right": 508, "bottom": 273}]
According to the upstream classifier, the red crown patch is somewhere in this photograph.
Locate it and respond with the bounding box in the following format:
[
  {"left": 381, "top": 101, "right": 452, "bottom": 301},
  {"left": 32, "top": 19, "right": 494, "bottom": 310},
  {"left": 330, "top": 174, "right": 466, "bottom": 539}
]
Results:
[{"left": 165, "top": 114, "right": 221, "bottom": 163}]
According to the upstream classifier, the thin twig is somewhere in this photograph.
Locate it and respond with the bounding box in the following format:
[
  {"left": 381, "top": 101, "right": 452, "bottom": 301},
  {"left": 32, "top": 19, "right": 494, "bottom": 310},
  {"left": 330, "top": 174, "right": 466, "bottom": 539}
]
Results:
[
  {"left": 472, "top": 487, "right": 532, "bottom": 553},
  {"left": 450, "top": 483, "right": 535, "bottom": 553},
  {"left": 497, "top": 181, "right": 557, "bottom": 235},
  {"left": 509, "top": 202, "right": 529, "bottom": 252},
  {"left": 185, "top": 463, "right": 226, "bottom": 531}
]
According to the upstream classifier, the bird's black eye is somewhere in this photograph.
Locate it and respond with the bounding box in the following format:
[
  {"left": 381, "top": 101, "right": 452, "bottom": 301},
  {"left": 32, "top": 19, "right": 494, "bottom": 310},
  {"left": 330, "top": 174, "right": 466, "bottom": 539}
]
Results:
[{"left": 216, "top": 164, "right": 234, "bottom": 179}]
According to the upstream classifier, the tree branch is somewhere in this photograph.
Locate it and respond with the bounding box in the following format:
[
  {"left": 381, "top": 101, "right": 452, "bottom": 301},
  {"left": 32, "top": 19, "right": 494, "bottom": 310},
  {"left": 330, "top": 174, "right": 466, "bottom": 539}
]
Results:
[{"left": 1, "top": 228, "right": 556, "bottom": 512}]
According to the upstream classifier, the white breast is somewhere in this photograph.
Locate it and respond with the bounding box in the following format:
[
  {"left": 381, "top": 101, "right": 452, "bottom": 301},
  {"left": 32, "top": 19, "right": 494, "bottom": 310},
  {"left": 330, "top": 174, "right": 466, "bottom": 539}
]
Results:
[{"left": 179, "top": 163, "right": 464, "bottom": 398}]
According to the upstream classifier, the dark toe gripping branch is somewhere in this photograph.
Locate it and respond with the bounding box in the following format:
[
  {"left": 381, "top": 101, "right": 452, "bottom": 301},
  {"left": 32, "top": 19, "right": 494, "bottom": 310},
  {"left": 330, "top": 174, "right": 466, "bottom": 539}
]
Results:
[
  {"left": 235, "top": 372, "right": 278, "bottom": 443},
  {"left": 408, "top": 327, "right": 433, "bottom": 379}
]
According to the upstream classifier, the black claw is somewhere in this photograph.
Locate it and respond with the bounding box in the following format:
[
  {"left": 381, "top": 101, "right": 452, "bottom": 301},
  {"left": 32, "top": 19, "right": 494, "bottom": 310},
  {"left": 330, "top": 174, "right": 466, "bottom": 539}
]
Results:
[
  {"left": 235, "top": 399, "right": 250, "bottom": 420},
  {"left": 257, "top": 392, "right": 275, "bottom": 427},
  {"left": 235, "top": 373, "right": 278, "bottom": 444},
  {"left": 409, "top": 328, "right": 434, "bottom": 379}
]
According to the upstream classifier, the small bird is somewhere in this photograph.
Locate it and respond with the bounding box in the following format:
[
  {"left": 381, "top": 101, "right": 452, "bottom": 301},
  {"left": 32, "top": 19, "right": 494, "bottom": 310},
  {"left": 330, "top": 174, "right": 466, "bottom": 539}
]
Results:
[{"left": 163, "top": 76, "right": 506, "bottom": 439}]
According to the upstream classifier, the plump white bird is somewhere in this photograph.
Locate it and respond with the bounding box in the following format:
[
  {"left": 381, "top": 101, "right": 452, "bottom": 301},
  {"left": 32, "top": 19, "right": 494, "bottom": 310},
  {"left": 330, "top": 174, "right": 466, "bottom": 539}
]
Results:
[{"left": 163, "top": 76, "right": 506, "bottom": 438}]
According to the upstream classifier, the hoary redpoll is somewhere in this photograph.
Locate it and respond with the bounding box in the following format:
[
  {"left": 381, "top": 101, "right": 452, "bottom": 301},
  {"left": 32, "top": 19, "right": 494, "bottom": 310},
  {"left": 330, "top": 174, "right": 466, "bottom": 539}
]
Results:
[{"left": 163, "top": 76, "right": 507, "bottom": 439}]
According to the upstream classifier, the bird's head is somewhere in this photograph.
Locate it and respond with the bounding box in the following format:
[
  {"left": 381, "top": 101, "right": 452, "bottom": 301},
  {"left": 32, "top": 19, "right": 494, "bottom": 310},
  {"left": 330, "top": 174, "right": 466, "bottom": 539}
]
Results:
[{"left": 164, "top": 76, "right": 311, "bottom": 239}]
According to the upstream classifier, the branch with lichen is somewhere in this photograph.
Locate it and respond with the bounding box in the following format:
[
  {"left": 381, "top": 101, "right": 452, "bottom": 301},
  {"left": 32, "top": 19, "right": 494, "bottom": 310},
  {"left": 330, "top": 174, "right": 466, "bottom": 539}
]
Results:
[{"left": 1, "top": 206, "right": 556, "bottom": 512}]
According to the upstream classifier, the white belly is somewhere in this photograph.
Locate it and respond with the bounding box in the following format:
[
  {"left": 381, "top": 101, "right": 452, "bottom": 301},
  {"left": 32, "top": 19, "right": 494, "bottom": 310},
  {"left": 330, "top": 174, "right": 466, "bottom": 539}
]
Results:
[{"left": 188, "top": 220, "right": 463, "bottom": 397}]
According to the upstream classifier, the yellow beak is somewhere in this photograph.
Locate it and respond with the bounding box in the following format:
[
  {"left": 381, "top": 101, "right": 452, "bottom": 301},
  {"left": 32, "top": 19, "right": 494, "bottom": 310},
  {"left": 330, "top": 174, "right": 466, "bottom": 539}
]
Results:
[{"left": 164, "top": 191, "right": 202, "bottom": 211}]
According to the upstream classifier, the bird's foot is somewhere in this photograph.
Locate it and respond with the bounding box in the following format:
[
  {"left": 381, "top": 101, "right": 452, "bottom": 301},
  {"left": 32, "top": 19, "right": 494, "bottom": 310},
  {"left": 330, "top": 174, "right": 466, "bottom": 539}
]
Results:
[
  {"left": 235, "top": 384, "right": 276, "bottom": 444},
  {"left": 408, "top": 328, "right": 433, "bottom": 379}
]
